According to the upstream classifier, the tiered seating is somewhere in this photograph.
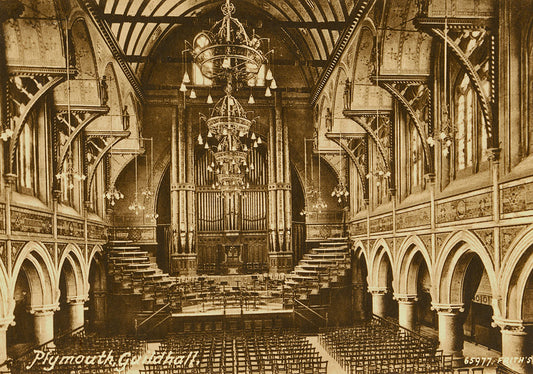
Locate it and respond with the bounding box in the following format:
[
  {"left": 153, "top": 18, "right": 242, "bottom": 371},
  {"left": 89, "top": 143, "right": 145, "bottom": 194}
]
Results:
[
  {"left": 141, "top": 330, "right": 327, "bottom": 374},
  {"left": 9, "top": 331, "right": 146, "bottom": 374},
  {"left": 285, "top": 237, "right": 350, "bottom": 302},
  {"left": 107, "top": 240, "right": 180, "bottom": 313},
  {"left": 319, "top": 317, "right": 453, "bottom": 374}
]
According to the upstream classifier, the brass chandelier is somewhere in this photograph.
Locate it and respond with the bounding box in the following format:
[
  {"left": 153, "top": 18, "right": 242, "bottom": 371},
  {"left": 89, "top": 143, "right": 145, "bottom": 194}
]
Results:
[
  {"left": 186, "top": 0, "right": 270, "bottom": 84},
  {"left": 185, "top": 0, "right": 273, "bottom": 193}
]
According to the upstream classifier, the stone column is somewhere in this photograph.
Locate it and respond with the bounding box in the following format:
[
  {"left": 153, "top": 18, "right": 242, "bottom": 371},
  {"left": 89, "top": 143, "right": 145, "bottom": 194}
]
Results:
[
  {"left": 369, "top": 287, "right": 388, "bottom": 318},
  {"left": 352, "top": 282, "right": 367, "bottom": 320},
  {"left": 67, "top": 299, "right": 85, "bottom": 330},
  {"left": 0, "top": 317, "right": 13, "bottom": 364},
  {"left": 433, "top": 304, "right": 464, "bottom": 363},
  {"left": 92, "top": 290, "right": 106, "bottom": 329},
  {"left": 495, "top": 320, "right": 530, "bottom": 374},
  {"left": 32, "top": 307, "right": 56, "bottom": 346},
  {"left": 396, "top": 294, "right": 418, "bottom": 331}
]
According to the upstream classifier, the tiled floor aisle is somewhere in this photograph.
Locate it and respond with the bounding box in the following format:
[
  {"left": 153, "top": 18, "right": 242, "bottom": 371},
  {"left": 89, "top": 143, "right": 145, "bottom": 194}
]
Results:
[{"left": 306, "top": 335, "right": 347, "bottom": 374}]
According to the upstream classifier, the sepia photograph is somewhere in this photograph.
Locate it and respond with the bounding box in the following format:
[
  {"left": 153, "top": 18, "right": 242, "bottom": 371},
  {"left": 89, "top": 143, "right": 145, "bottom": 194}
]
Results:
[{"left": 0, "top": 0, "right": 531, "bottom": 372}]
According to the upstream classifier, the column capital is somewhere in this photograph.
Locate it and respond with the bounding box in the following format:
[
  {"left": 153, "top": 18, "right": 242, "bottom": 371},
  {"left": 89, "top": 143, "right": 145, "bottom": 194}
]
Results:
[
  {"left": 67, "top": 297, "right": 87, "bottom": 305},
  {"left": 170, "top": 183, "right": 195, "bottom": 191},
  {"left": 52, "top": 189, "right": 62, "bottom": 201},
  {"left": 487, "top": 147, "right": 501, "bottom": 162},
  {"left": 0, "top": 316, "right": 14, "bottom": 330},
  {"left": 394, "top": 294, "right": 418, "bottom": 303},
  {"left": 424, "top": 173, "right": 436, "bottom": 184},
  {"left": 492, "top": 317, "right": 528, "bottom": 334},
  {"left": 368, "top": 286, "right": 388, "bottom": 295},
  {"left": 29, "top": 304, "right": 59, "bottom": 315},
  {"left": 431, "top": 303, "right": 464, "bottom": 314},
  {"left": 3, "top": 173, "right": 16, "bottom": 185}
]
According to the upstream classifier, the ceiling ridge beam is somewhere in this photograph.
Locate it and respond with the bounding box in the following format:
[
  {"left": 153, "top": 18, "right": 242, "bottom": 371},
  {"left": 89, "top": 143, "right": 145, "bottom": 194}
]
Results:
[
  {"left": 310, "top": 0, "right": 372, "bottom": 105},
  {"left": 80, "top": 0, "right": 145, "bottom": 103}
]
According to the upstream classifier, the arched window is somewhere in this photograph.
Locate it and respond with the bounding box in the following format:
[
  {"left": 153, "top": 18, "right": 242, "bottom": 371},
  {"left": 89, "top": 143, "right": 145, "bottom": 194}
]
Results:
[
  {"left": 409, "top": 120, "right": 424, "bottom": 192},
  {"left": 451, "top": 72, "right": 488, "bottom": 178},
  {"left": 16, "top": 100, "right": 50, "bottom": 201}
]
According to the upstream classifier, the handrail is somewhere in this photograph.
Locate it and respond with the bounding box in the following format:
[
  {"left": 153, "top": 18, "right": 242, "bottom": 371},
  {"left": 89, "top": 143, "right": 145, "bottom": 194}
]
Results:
[
  {"left": 150, "top": 314, "right": 172, "bottom": 331},
  {"left": 294, "top": 310, "right": 319, "bottom": 328},
  {"left": 135, "top": 302, "right": 171, "bottom": 333},
  {"left": 293, "top": 298, "right": 327, "bottom": 321},
  {"left": 371, "top": 314, "right": 439, "bottom": 348},
  {"left": 0, "top": 325, "right": 85, "bottom": 368}
]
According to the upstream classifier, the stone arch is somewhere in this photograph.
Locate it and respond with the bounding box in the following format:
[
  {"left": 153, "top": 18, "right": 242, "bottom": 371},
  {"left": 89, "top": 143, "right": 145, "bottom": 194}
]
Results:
[
  {"left": 499, "top": 224, "right": 533, "bottom": 321},
  {"left": 351, "top": 24, "right": 391, "bottom": 111},
  {"left": 11, "top": 242, "right": 58, "bottom": 309},
  {"left": 57, "top": 244, "right": 88, "bottom": 302},
  {"left": 369, "top": 238, "right": 395, "bottom": 288},
  {"left": 318, "top": 93, "right": 331, "bottom": 135},
  {"left": 0, "top": 260, "right": 13, "bottom": 324},
  {"left": 102, "top": 62, "right": 123, "bottom": 130},
  {"left": 87, "top": 248, "right": 106, "bottom": 330},
  {"left": 351, "top": 242, "right": 371, "bottom": 320},
  {"left": 54, "top": 16, "right": 100, "bottom": 106},
  {"left": 435, "top": 230, "right": 499, "bottom": 315},
  {"left": 395, "top": 235, "right": 433, "bottom": 297}
]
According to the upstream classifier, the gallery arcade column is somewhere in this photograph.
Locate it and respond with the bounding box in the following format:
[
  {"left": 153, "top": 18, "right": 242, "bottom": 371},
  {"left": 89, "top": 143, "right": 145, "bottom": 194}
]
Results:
[
  {"left": 369, "top": 287, "right": 388, "bottom": 318},
  {"left": 395, "top": 294, "right": 417, "bottom": 331},
  {"left": 432, "top": 304, "right": 464, "bottom": 364},
  {"left": 495, "top": 319, "right": 530, "bottom": 374},
  {"left": 0, "top": 317, "right": 13, "bottom": 363},
  {"left": 32, "top": 306, "right": 57, "bottom": 346},
  {"left": 67, "top": 298, "right": 85, "bottom": 330},
  {"left": 92, "top": 290, "right": 106, "bottom": 328}
]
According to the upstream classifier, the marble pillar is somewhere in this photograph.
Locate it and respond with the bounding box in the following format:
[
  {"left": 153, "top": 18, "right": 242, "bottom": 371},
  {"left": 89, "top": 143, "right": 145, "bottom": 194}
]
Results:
[
  {"left": 433, "top": 304, "right": 464, "bottom": 363},
  {"left": 396, "top": 294, "right": 418, "bottom": 331},
  {"left": 495, "top": 320, "right": 530, "bottom": 374},
  {"left": 369, "top": 287, "right": 388, "bottom": 318},
  {"left": 32, "top": 307, "right": 56, "bottom": 346},
  {"left": 67, "top": 299, "right": 85, "bottom": 330}
]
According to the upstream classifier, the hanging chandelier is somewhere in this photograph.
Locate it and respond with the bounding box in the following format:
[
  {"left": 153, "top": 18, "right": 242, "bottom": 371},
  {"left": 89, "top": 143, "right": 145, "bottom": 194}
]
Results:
[
  {"left": 186, "top": 0, "right": 270, "bottom": 83},
  {"left": 103, "top": 185, "right": 124, "bottom": 206},
  {"left": 198, "top": 86, "right": 261, "bottom": 192}
]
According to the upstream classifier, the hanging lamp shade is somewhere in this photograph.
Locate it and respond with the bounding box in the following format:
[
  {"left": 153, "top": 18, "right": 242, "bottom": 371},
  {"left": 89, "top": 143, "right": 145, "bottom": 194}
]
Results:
[{"left": 183, "top": 71, "right": 191, "bottom": 83}]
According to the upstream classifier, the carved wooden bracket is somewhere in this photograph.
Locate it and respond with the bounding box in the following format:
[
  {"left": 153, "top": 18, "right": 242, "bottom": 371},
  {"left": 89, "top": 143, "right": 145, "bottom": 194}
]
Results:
[
  {"left": 325, "top": 133, "right": 368, "bottom": 200},
  {"left": 7, "top": 71, "right": 66, "bottom": 172},
  {"left": 343, "top": 109, "right": 391, "bottom": 172},
  {"left": 376, "top": 75, "right": 434, "bottom": 174},
  {"left": 415, "top": 17, "right": 496, "bottom": 147},
  {"left": 85, "top": 130, "right": 130, "bottom": 200},
  {"left": 55, "top": 105, "right": 109, "bottom": 173}
]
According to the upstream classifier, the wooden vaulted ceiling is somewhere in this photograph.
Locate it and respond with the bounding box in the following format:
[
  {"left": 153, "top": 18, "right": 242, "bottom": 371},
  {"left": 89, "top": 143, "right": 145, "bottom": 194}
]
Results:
[{"left": 91, "top": 0, "right": 357, "bottom": 86}]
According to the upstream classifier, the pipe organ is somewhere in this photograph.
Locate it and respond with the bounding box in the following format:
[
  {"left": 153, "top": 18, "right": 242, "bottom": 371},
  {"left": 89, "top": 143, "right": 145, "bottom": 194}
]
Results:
[
  {"left": 195, "top": 144, "right": 269, "bottom": 273},
  {"left": 169, "top": 99, "right": 292, "bottom": 275}
]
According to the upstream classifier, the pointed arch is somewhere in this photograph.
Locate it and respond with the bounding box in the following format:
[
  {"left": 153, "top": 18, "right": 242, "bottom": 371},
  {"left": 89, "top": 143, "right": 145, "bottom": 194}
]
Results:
[
  {"left": 396, "top": 235, "right": 433, "bottom": 297},
  {"left": 499, "top": 225, "right": 533, "bottom": 321},
  {"left": 435, "top": 230, "right": 498, "bottom": 315},
  {"left": 58, "top": 243, "right": 88, "bottom": 301},
  {"left": 11, "top": 242, "right": 59, "bottom": 309},
  {"left": 369, "top": 238, "right": 395, "bottom": 289},
  {"left": 0, "top": 260, "right": 14, "bottom": 323}
]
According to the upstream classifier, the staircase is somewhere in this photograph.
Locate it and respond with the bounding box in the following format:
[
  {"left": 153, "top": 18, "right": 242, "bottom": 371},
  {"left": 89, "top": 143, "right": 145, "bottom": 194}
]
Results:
[
  {"left": 285, "top": 237, "right": 351, "bottom": 328},
  {"left": 106, "top": 240, "right": 179, "bottom": 334}
]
